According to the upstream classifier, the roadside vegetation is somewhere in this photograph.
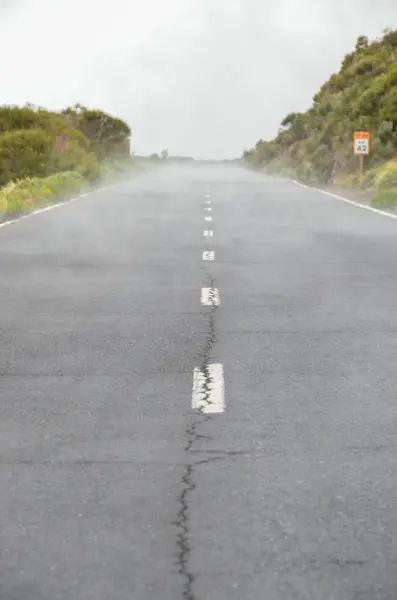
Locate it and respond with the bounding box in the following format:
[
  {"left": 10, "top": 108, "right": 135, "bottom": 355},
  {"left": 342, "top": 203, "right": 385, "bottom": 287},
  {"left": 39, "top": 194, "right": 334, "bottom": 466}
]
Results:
[
  {"left": 0, "top": 103, "right": 148, "bottom": 218},
  {"left": 243, "top": 28, "right": 397, "bottom": 210}
]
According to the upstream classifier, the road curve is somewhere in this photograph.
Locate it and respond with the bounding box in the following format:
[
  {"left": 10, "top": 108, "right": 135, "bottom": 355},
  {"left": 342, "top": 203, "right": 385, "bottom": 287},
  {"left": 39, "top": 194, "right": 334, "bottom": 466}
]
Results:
[{"left": 1, "top": 166, "right": 397, "bottom": 599}]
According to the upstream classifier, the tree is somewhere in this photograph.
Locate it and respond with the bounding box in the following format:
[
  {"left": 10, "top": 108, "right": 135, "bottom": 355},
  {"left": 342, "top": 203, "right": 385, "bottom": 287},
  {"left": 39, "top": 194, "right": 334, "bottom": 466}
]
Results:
[
  {"left": 0, "top": 129, "right": 53, "bottom": 186},
  {"left": 61, "top": 105, "right": 131, "bottom": 161},
  {"left": 383, "top": 29, "right": 397, "bottom": 48},
  {"left": 355, "top": 35, "right": 369, "bottom": 52},
  {"left": 281, "top": 113, "right": 297, "bottom": 128}
]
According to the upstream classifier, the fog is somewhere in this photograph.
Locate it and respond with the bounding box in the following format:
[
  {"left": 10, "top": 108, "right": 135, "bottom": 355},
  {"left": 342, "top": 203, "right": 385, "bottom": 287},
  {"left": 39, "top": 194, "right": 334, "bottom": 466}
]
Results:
[{"left": 1, "top": 0, "right": 397, "bottom": 159}]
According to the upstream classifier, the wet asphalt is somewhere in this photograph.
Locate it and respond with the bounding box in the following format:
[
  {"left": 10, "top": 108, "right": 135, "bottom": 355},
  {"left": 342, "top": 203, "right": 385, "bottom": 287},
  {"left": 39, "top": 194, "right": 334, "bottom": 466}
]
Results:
[{"left": 2, "top": 165, "right": 397, "bottom": 600}]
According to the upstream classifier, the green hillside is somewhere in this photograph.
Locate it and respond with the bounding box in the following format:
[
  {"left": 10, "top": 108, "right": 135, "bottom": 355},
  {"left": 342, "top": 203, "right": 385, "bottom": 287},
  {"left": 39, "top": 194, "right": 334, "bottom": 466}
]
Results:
[{"left": 243, "top": 28, "right": 397, "bottom": 207}]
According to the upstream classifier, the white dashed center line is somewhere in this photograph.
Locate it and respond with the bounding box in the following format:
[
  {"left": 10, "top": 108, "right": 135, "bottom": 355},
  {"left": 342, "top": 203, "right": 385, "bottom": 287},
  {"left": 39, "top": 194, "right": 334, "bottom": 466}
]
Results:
[
  {"left": 201, "top": 287, "right": 220, "bottom": 306},
  {"left": 205, "top": 207, "right": 212, "bottom": 212},
  {"left": 192, "top": 364, "right": 225, "bottom": 413},
  {"left": 202, "top": 251, "right": 215, "bottom": 261},
  {"left": 205, "top": 216, "right": 212, "bottom": 222},
  {"left": 204, "top": 230, "right": 213, "bottom": 237}
]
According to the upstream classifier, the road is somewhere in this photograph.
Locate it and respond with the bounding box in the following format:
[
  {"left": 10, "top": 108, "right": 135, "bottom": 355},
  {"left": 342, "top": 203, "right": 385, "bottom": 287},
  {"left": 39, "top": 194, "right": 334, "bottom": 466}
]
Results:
[{"left": 1, "top": 165, "right": 397, "bottom": 600}]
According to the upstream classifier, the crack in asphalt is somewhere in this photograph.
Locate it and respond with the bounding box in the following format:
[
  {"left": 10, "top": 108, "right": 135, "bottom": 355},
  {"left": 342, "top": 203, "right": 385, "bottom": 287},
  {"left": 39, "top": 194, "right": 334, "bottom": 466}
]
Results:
[{"left": 175, "top": 272, "right": 218, "bottom": 600}]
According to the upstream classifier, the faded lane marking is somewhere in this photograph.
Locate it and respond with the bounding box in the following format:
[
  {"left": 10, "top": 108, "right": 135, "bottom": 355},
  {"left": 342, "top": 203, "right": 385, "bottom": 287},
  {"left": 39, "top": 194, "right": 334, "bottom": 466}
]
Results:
[
  {"left": 201, "top": 287, "right": 220, "bottom": 306},
  {"left": 205, "top": 216, "right": 212, "bottom": 222},
  {"left": 192, "top": 364, "right": 225, "bottom": 414},
  {"left": 205, "top": 207, "right": 212, "bottom": 212},
  {"left": 202, "top": 251, "right": 215, "bottom": 261},
  {"left": 204, "top": 230, "right": 213, "bottom": 237}
]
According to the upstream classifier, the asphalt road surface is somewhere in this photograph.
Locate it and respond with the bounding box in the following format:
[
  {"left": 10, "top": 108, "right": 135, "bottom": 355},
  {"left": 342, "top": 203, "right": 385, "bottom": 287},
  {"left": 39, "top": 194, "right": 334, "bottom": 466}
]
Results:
[{"left": 2, "top": 165, "right": 397, "bottom": 600}]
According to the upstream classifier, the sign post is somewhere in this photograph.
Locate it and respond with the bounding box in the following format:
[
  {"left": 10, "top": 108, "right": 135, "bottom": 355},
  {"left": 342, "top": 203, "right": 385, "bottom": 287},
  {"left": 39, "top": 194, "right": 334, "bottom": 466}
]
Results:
[{"left": 353, "top": 131, "right": 370, "bottom": 186}]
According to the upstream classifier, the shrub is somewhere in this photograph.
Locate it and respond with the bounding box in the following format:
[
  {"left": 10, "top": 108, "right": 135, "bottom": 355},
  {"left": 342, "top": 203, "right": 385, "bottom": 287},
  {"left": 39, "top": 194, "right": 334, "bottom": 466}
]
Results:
[
  {"left": 49, "top": 140, "right": 101, "bottom": 184},
  {"left": 42, "top": 171, "right": 84, "bottom": 196},
  {"left": 0, "top": 171, "right": 84, "bottom": 215},
  {"left": 371, "top": 187, "right": 397, "bottom": 208},
  {"left": 375, "top": 167, "right": 397, "bottom": 190},
  {"left": 99, "top": 163, "right": 117, "bottom": 181},
  {"left": 296, "top": 161, "right": 316, "bottom": 183},
  {"left": 335, "top": 173, "right": 361, "bottom": 187},
  {"left": 362, "top": 167, "right": 377, "bottom": 188},
  {"left": 0, "top": 128, "right": 53, "bottom": 186}
]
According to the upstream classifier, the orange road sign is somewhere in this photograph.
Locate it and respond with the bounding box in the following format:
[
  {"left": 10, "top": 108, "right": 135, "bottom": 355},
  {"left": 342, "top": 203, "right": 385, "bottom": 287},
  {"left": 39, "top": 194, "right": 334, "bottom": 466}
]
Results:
[{"left": 354, "top": 131, "right": 370, "bottom": 155}]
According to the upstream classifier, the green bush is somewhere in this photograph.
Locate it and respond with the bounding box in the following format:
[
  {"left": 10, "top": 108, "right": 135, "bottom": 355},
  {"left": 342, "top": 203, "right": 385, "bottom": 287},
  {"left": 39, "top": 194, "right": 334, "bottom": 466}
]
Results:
[
  {"left": 362, "top": 167, "right": 378, "bottom": 188},
  {"left": 0, "top": 128, "right": 53, "bottom": 186},
  {"left": 334, "top": 172, "right": 361, "bottom": 187},
  {"left": 0, "top": 105, "right": 39, "bottom": 132},
  {"left": 50, "top": 140, "right": 101, "bottom": 184},
  {"left": 0, "top": 171, "right": 84, "bottom": 215},
  {"left": 371, "top": 187, "right": 397, "bottom": 208},
  {"left": 375, "top": 167, "right": 397, "bottom": 190},
  {"left": 99, "top": 163, "right": 117, "bottom": 181},
  {"left": 296, "top": 161, "right": 317, "bottom": 183},
  {"left": 62, "top": 105, "right": 131, "bottom": 162},
  {"left": 43, "top": 171, "right": 84, "bottom": 196}
]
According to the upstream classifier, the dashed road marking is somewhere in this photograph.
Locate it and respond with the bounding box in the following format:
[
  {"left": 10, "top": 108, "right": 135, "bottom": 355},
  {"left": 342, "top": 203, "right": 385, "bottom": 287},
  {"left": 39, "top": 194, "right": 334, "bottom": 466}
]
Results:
[
  {"left": 192, "top": 364, "right": 225, "bottom": 414},
  {"left": 205, "top": 216, "right": 212, "bottom": 222},
  {"left": 202, "top": 251, "right": 215, "bottom": 261},
  {"left": 205, "top": 200, "right": 211, "bottom": 204},
  {"left": 205, "top": 207, "right": 212, "bottom": 212},
  {"left": 204, "top": 230, "right": 213, "bottom": 237},
  {"left": 201, "top": 287, "right": 220, "bottom": 306}
]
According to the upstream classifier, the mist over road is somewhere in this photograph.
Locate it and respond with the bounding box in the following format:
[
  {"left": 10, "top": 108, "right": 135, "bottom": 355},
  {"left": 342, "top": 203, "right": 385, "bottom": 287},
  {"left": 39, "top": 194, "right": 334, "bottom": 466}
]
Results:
[{"left": 1, "top": 166, "right": 397, "bottom": 599}]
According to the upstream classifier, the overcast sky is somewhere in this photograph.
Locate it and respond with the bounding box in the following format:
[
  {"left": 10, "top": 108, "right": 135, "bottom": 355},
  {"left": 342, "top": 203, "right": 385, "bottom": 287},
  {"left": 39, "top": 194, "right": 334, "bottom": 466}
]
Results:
[{"left": 1, "top": 1, "right": 396, "bottom": 158}]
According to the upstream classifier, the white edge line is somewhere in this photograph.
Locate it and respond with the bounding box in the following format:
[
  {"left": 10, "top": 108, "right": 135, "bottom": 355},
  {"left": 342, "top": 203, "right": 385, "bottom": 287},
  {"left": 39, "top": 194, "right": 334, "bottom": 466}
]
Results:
[
  {"left": 0, "top": 199, "right": 72, "bottom": 229},
  {"left": 0, "top": 183, "right": 121, "bottom": 230},
  {"left": 292, "top": 179, "right": 397, "bottom": 220},
  {"left": 0, "top": 183, "right": 112, "bottom": 229}
]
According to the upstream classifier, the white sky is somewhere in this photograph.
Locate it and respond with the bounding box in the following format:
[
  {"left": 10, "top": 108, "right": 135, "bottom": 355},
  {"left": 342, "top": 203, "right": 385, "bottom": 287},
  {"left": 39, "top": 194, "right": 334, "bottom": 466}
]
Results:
[{"left": 1, "top": 0, "right": 396, "bottom": 158}]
